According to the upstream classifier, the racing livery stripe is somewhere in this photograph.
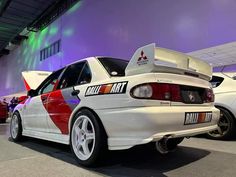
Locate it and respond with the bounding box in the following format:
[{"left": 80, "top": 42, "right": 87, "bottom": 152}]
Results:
[
  {"left": 61, "top": 87, "right": 80, "bottom": 111},
  {"left": 23, "top": 79, "right": 31, "bottom": 91},
  {"left": 41, "top": 88, "right": 80, "bottom": 134},
  {"left": 85, "top": 81, "right": 128, "bottom": 96}
]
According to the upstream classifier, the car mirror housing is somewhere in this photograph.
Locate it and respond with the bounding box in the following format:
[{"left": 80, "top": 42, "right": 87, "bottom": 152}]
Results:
[{"left": 27, "top": 89, "right": 37, "bottom": 97}]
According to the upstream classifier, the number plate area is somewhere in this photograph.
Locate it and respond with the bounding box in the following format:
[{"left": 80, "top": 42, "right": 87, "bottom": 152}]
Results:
[{"left": 184, "top": 112, "right": 212, "bottom": 125}]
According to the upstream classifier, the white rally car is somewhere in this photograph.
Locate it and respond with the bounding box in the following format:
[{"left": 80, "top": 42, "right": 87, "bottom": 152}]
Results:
[
  {"left": 10, "top": 44, "right": 220, "bottom": 166},
  {"left": 207, "top": 72, "right": 236, "bottom": 139}
]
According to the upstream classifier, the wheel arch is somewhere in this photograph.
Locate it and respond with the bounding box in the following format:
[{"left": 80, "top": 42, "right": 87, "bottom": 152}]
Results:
[
  {"left": 215, "top": 104, "right": 236, "bottom": 121},
  {"left": 68, "top": 106, "right": 108, "bottom": 138},
  {"left": 12, "top": 110, "right": 21, "bottom": 119},
  {"left": 12, "top": 107, "right": 25, "bottom": 129},
  {"left": 12, "top": 104, "right": 24, "bottom": 118}
]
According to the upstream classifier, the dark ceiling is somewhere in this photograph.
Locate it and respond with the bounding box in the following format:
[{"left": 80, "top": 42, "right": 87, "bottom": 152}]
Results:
[{"left": 0, "top": 0, "right": 59, "bottom": 56}]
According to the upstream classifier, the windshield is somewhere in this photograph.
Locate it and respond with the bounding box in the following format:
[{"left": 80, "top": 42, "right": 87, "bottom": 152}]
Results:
[{"left": 98, "top": 57, "right": 128, "bottom": 76}]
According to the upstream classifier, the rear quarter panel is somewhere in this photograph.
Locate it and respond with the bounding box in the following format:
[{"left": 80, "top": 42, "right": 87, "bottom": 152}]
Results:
[
  {"left": 213, "top": 73, "right": 236, "bottom": 119},
  {"left": 214, "top": 92, "right": 236, "bottom": 119}
]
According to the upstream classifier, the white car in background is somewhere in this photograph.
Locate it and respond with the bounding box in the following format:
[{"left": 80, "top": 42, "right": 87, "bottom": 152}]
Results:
[
  {"left": 10, "top": 44, "right": 220, "bottom": 166},
  {"left": 208, "top": 72, "right": 236, "bottom": 139}
]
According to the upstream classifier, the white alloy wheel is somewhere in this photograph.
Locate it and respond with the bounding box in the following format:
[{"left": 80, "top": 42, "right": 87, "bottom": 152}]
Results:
[
  {"left": 10, "top": 112, "right": 23, "bottom": 142},
  {"left": 11, "top": 114, "right": 19, "bottom": 139},
  {"left": 71, "top": 115, "right": 96, "bottom": 161},
  {"left": 207, "top": 107, "right": 236, "bottom": 140}
]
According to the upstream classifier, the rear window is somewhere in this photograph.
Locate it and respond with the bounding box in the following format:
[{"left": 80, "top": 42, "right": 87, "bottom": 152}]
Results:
[
  {"left": 98, "top": 57, "right": 128, "bottom": 76},
  {"left": 210, "top": 76, "right": 224, "bottom": 88}
]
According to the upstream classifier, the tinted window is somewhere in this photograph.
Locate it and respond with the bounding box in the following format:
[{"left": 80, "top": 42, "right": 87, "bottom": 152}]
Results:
[
  {"left": 210, "top": 76, "right": 224, "bottom": 88},
  {"left": 38, "top": 69, "right": 63, "bottom": 94},
  {"left": 58, "top": 62, "right": 85, "bottom": 89},
  {"left": 77, "top": 63, "right": 92, "bottom": 85},
  {"left": 98, "top": 57, "right": 128, "bottom": 76}
]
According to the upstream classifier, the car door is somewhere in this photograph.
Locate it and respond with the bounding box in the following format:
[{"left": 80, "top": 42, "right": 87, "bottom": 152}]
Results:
[
  {"left": 45, "top": 61, "right": 92, "bottom": 135},
  {"left": 23, "top": 69, "right": 64, "bottom": 132}
]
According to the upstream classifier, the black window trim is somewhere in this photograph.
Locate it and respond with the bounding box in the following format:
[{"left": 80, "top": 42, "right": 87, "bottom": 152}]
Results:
[
  {"left": 56, "top": 61, "right": 85, "bottom": 90},
  {"left": 33, "top": 60, "right": 92, "bottom": 96},
  {"left": 35, "top": 67, "right": 66, "bottom": 96},
  {"left": 210, "top": 75, "right": 225, "bottom": 88},
  {"left": 96, "top": 57, "right": 128, "bottom": 77},
  {"left": 76, "top": 61, "right": 92, "bottom": 86},
  {"left": 56, "top": 60, "right": 92, "bottom": 91}
]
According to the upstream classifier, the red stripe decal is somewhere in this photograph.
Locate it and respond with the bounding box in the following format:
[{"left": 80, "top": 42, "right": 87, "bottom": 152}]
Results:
[
  {"left": 23, "top": 79, "right": 31, "bottom": 91},
  {"left": 42, "top": 90, "right": 72, "bottom": 134}
]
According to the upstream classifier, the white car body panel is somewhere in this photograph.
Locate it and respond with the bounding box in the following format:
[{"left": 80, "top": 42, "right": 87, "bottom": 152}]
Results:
[
  {"left": 96, "top": 106, "right": 218, "bottom": 150},
  {"left": 23, "top": 129, "right": 69, "bottom": 144},
  {"left": 22, "top": 96, "right": 49, "bottom": 132},
  {"left": 212, "top": 72, "right": 236, "bottom": 118},
  {"left": 14, "top": 44, "right": 220, "bottom": 150},
  {"left": 126, "top": 43, "right": 212, "bottom": 81}
]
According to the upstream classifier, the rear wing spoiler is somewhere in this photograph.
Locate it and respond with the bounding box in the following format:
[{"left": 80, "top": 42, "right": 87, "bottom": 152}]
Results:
[
  {"left": 22, "top": 71, "right": 52, "bottom": 91},
  {"left": 125, "top": 43, "right": 212, "bottom": 81}
]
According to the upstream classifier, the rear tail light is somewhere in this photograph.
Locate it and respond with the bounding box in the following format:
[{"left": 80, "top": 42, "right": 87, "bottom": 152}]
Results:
[
  {"left": 132, "top": 84, "right": 153, "bottom": 98},
  {"left": 131, "top": 83, "right": 215, "bottom": 103},
  {"left": 131, "top": 83, "right": 182, "bottom": 102},
  {"left": 204, "top": 88, "right": 215, "bottom": 103}
]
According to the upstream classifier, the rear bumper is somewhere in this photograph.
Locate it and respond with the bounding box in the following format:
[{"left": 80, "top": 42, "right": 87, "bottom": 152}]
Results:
[{"left": 96, "top": 106, "right": 220, "bottom": 150}]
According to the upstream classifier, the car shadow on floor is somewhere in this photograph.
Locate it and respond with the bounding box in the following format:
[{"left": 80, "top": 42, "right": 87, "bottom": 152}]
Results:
[{"left": 8, "top": 136, "right": 210, "bottom": 177}]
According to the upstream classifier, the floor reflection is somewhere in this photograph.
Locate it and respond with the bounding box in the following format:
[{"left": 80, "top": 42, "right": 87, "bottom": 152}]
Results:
[{"left": 0, "top": 118, "right": 10, "bottom": 136}]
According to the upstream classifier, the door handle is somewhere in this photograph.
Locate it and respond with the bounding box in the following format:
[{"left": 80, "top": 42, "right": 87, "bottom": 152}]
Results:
[{"left": 71, "top": 90, "right": 80, "bottom": 96}]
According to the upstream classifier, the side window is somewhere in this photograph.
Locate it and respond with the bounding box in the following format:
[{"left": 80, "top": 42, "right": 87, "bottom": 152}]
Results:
[
  {"left": 210, "top": 76, "right": 224, "bottom": 88},
  {"left": 77, "top": 63, "right": 92, "bottom": 85},
  {"left": 58, "top": 62, "right": 85, "bottom": 89},
  {"left": 38, "top": 69, "right": 63, "bottom": 95}
]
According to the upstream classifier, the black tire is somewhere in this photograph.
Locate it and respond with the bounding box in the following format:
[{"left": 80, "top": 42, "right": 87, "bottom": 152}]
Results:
[
  {"left": 70, "top": 109, "right": 107, "bottom": 167},
  {"left": 207, "top": 107, "right": 236, "bottom": 140},
  {"left": 10, "top": 112, "right": 23, "bottom": 142}
]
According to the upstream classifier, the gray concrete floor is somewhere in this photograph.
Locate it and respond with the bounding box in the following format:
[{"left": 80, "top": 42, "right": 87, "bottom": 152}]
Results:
[{"left": 0, "top": 119, "right": 236, "bottom": 177}]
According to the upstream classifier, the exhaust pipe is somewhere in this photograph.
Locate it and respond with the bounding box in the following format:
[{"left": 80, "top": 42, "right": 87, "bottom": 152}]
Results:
[{"left": 155, "top": 136, "right": 184, "bottom": 154}]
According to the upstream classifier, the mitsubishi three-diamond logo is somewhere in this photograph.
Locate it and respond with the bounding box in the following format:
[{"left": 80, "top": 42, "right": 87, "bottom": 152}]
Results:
[{"left": 137, "top": 50, "right": 149, "bottom": 65}]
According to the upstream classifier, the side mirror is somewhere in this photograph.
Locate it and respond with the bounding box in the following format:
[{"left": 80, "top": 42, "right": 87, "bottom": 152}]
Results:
[{"left": 27, "top": 89, "right": 37, "bottom": 97}]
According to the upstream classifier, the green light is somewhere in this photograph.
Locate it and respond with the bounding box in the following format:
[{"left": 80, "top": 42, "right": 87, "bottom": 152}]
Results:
[
  {"left": 49, "top": 26, "right": 58, "bottom": 35},
  {"left": 41, "top": 27, "right": 49, "bottom": 35},
  {"left": 44, "top": 41, "right": 49, "bottom": 48},
  {"left": 23, "top": 48, "right": 27, "bottom": 55},
  {"left": 32, "top": 57, "right": 37, "bottom": 69},
  {"left": 67, "top": 1, "right": 82, "bottom": 14},
  {"left": 63, "top": 28, "right": 74, "bottom": 36},
  {"left": 28, "top": 32, "right": 36, "bottom": 46},
  {"left": 37, "top": 27, "right": 49, "bottom": 50}
]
